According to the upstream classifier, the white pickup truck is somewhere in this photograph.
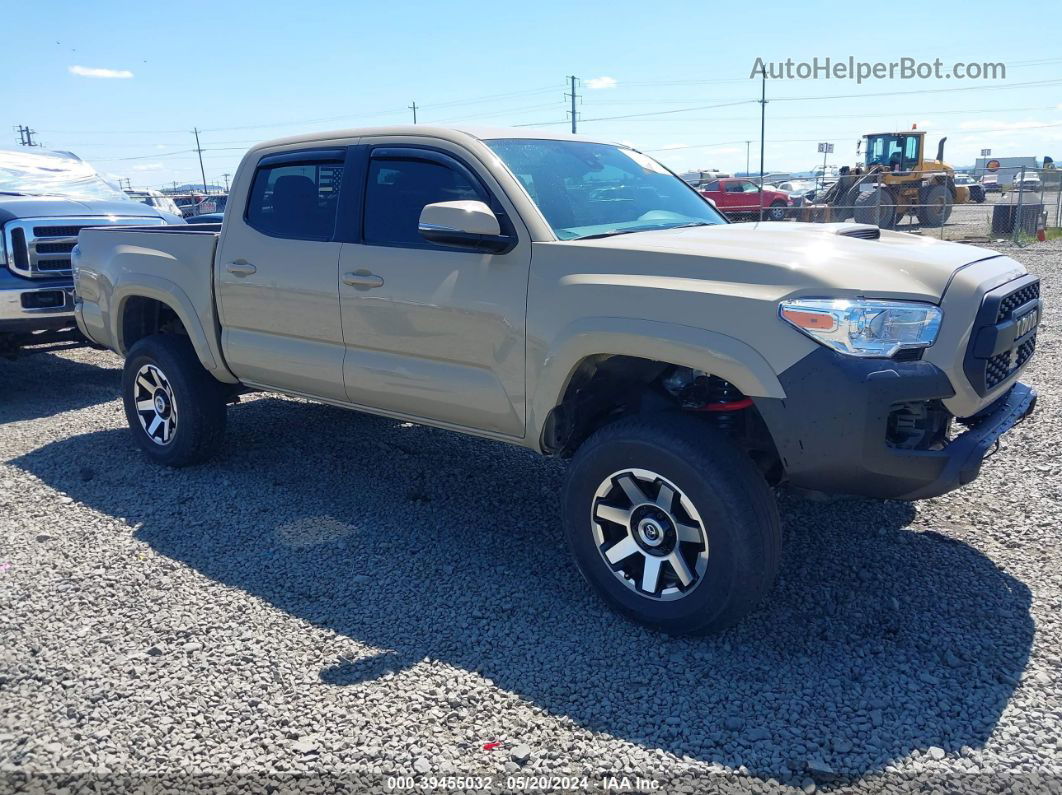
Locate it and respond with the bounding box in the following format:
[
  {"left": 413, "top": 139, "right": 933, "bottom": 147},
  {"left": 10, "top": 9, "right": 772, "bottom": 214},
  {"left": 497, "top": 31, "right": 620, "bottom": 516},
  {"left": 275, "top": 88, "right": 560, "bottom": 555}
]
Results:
[{"left": 73, "top": 126, "right": 1038, "bottom": 634}]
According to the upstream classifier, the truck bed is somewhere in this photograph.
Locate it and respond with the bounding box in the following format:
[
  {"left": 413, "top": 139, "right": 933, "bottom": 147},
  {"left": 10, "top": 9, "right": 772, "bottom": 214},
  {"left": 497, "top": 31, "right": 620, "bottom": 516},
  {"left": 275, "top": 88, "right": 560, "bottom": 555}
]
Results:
[{"left": 75, "top": 225, "right": 229, "bottom": 379}]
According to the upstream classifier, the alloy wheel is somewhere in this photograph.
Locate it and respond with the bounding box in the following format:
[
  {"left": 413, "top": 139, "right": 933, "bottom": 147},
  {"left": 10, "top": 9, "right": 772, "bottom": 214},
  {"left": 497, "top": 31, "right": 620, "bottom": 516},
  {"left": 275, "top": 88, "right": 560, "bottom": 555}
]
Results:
[
  {"left": 591, "top": 468, "right": 709, "bottom": 601},
  {"left": 132, "top": 363, "right": 178, "bottom": 445}
]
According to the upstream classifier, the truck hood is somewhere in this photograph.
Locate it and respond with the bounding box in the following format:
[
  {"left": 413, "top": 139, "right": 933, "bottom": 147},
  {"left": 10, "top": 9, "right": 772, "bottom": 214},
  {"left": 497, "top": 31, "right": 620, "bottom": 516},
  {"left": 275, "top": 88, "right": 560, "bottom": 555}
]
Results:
[
  {"left": 0, "top": 195, "right": 165, "bottom": 225},
  {"left": 570, "top": 221, "right": 1011, "bottom": 301}
]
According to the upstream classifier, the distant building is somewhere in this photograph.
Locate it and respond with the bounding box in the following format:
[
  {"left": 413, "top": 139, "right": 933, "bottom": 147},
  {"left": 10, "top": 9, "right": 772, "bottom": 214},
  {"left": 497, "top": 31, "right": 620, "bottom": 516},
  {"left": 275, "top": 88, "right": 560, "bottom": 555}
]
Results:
[{"left": 974, "top": 156, "right": 1041, "bottom": 187}]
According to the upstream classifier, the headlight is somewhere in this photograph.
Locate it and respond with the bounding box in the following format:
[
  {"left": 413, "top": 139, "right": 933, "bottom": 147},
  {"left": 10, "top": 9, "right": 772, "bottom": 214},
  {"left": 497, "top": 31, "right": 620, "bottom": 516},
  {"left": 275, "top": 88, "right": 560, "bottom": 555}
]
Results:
[{"left": 780, "top": 298, "right": 942, "bottom": 358}]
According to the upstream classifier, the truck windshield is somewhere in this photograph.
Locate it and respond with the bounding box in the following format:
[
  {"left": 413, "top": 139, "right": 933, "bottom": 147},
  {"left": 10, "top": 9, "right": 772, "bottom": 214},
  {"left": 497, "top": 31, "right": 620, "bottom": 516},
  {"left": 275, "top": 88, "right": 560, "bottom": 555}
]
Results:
[
  {"left": 0, "top": 148, "right": 130, "bottom": 201},
  {"left": 485, "top": 139, "right": 726, "bottom": 240}
]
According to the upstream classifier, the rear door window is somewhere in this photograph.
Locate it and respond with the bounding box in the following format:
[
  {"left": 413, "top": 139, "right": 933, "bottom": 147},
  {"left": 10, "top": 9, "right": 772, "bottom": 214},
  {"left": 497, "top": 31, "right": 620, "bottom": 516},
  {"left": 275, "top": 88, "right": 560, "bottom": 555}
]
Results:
[{"left": 246, "top": 158, "right": 345, "bottom": 240}]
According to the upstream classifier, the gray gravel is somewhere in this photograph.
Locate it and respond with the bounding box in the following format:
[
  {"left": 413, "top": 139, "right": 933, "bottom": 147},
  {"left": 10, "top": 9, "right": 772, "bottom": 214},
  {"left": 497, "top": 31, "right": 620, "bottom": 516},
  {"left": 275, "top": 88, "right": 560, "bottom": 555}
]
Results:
[{"left": 2, "top": 242, "right": 1061, "bottom": 793}]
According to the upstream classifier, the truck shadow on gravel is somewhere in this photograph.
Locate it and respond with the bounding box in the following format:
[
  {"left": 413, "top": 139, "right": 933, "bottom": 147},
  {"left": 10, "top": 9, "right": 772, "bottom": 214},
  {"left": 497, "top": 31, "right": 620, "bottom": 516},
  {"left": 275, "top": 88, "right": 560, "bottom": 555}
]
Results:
[
  {"left": 13, "top": 395, "right": 1033, "bottom": 784},
  {"left": 1, "top": 348, "right": 119, "bottom": 424}
]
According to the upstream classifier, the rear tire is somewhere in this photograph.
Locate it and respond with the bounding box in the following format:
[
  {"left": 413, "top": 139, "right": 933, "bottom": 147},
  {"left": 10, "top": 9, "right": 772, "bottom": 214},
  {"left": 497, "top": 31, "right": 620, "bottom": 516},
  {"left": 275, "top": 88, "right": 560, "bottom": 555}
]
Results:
[
  {"left": 122, "top": 334, "right": 226, "bottom": 467},
  {"left": 916, "top": 183, "right": 953, "bottom": 227},
  {"left": 562, "top": 413, "right": 781, "bottom": 635},
  {"left": 766, "top": 201, "right": 787, "bottom": 221},
  {"left": 853, "top": 186, "right": 899, "bottom": 229}
]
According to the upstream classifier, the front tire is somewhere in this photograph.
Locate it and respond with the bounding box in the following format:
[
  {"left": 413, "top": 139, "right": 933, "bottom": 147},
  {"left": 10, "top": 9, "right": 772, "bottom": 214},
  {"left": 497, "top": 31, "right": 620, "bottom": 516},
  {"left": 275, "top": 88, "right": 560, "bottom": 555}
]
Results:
[
  {"left": 853, "top": 186, "right": 899, "bottom": 228},
  {"left": 916, "top": 183, "right": 953, "bottom": 227},
  {"left": 562, "top": 414, "right": 781, "bottom": 635},
  {"left": 122, "top": 334, "right": 227, "bottom": 466},
  {"left": 766, "top": 201, "right": 787, "bottom": 221}
]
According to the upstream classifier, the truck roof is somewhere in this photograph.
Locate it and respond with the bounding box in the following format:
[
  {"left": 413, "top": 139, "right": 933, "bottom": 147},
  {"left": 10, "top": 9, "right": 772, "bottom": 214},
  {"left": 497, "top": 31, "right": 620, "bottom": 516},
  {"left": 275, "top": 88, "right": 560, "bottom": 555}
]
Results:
[{"left": 252, "top": 125, "right": 614, "bottom": 153}]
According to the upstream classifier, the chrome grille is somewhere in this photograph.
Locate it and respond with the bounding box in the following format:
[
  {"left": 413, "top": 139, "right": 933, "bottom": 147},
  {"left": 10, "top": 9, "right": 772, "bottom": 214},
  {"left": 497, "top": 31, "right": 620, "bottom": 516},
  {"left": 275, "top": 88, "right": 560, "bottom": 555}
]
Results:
[{"left": 3, "top": 216, "right": 165, "bottom": 278}]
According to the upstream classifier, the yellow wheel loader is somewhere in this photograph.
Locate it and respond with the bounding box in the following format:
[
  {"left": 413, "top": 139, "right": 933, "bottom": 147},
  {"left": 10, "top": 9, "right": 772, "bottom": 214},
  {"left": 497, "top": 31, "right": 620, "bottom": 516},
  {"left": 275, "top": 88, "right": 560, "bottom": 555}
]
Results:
[{"left": 806, "top": 131, "right": 970, "bottom": 229}]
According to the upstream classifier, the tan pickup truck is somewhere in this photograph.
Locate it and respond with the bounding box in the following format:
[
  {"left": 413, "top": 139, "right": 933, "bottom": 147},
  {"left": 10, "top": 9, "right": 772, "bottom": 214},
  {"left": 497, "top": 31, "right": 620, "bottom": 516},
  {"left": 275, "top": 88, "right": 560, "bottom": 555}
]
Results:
[{"left": 72, "top": 126, "right": 1039, "bottom": 635}]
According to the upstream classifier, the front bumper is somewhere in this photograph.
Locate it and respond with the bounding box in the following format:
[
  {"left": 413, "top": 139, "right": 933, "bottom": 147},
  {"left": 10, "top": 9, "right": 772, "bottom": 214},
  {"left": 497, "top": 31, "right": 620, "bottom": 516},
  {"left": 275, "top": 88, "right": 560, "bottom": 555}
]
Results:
[
  {"left": 0, "top": 282, "right": 76, "bottom": 330},
  {"left": 754, "top": 348, "right": 1036, "bottom": 501},
  {"left": 0, "top": 271, "right": 80, "bottom": 353}
]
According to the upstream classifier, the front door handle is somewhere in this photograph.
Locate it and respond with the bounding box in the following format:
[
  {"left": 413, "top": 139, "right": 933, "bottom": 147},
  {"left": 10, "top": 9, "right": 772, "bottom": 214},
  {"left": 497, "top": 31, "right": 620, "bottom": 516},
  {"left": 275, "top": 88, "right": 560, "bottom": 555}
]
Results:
[
  {"left": 226, "top": 260, "right": 257, "bottom": 277},
  {"left": 343, "top": 270, "right": 385, "bottom": 290}
]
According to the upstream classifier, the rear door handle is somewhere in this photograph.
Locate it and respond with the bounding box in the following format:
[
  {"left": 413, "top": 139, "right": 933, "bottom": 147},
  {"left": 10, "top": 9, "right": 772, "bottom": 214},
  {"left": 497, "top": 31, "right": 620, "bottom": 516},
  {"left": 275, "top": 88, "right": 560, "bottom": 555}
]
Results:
[
  {"left": 343, "top": 270, "right": 385, "bottom": 290},
  {"left": 226, "top": 261, "right": 257, "bottom": 277}
]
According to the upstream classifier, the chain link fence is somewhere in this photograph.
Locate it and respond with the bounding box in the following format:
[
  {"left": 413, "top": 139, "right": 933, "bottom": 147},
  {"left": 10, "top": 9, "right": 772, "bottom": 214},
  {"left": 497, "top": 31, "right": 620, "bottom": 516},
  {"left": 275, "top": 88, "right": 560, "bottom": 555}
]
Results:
[{"left": 740, "top": 166, "right": 1061, "bottom": 245}]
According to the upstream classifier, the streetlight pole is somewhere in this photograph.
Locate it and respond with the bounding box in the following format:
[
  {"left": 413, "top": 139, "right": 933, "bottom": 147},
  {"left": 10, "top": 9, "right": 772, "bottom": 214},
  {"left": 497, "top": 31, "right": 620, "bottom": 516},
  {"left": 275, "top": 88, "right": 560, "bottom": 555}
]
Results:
[{"left": 758, "top": 72, "right": 766, "bottom": 222}]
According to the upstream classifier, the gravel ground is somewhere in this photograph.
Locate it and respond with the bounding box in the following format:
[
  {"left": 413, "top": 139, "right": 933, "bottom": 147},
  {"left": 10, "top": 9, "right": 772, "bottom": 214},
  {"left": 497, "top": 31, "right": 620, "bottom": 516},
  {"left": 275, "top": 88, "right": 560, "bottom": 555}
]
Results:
[{"left": 1, "top": 242, "right": 1060, "bottom": 794}]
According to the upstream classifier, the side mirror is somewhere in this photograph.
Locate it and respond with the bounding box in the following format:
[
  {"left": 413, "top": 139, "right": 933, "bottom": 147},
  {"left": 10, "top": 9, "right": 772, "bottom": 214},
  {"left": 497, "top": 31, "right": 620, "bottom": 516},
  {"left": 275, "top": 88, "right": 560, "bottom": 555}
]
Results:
[{"left": 418, "top": 200, "right": 515, "bottom": 253}]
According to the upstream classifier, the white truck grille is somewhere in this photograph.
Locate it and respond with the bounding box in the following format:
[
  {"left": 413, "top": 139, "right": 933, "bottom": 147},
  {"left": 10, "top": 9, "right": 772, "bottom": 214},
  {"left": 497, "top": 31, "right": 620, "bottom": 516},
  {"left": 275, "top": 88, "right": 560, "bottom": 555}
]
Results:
[{"left": 4, "top": 216, "right": 165, "bottom": 278}]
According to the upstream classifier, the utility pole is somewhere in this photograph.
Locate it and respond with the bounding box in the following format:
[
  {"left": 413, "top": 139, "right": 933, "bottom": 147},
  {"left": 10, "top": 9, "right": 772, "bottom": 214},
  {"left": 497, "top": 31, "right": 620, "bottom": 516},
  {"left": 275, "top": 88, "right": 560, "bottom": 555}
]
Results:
[
  {"left": 408, "top": 101, "right": 418, "bottom": 124},
  {"left": 757, "top": 72, "right": 767, "bottom": 222},
  {"left": 745, "top": 141, "right": 750, "bottom": 176},
  {"left": 193, "top": 127, "right": 208, "bottom": 193},
  {"left": 565, "top": 76, "right": 579, "bottom": 134},
  {"left": 221, "top": 173, "right": 231, "bottom": 192},
  {"left": 15, "top": 125, "right": 40, "bottom": 147}
]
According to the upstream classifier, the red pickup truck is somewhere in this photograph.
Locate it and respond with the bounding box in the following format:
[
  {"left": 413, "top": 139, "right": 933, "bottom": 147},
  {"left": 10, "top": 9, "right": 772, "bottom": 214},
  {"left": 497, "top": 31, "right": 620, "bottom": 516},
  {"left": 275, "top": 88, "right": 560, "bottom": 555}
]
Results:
[{"left": 699, "top": 178, "right": 791, "bottom": 221}]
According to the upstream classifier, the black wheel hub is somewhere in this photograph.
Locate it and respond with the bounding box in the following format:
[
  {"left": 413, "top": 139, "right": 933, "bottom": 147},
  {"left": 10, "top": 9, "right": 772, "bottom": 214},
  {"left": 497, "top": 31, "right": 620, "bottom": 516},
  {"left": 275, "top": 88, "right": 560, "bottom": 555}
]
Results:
[{"left": 630, "top": 505, "right": 677, "bottom": 556}]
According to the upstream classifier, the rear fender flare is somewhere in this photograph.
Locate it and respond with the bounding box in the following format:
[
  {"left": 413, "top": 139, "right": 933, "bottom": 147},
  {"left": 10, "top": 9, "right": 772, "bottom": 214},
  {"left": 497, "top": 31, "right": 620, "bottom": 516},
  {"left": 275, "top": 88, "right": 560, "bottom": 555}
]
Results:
[{"left": 112, "top": 277, "right": 236, "bottom": 383}]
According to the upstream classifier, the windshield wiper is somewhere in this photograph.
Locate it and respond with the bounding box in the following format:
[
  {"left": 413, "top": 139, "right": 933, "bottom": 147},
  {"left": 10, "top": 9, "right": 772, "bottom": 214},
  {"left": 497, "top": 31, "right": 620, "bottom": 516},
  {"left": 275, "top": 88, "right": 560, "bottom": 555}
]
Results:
[
  {"left": 574, "top": 229, "right": 649, "bottom": 240},
  {"left": 0, "top": 191, "right": 29, "bottom": 196},
  {"left": 574, "top": 221, "right": 713, "bottom": 240}
]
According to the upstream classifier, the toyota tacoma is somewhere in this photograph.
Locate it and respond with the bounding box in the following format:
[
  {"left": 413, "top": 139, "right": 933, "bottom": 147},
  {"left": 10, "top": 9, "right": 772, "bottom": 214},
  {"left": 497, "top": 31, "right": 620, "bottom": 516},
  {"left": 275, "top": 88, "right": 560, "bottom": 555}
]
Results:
[{"left": 72, "top": 126, "right": 1039, "bottom": 634}]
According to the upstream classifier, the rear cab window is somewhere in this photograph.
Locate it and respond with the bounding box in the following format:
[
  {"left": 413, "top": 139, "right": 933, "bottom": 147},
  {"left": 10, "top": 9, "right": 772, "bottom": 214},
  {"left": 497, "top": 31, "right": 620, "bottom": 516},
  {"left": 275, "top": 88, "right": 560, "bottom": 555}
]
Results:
[{"left": 246, "top": 151, "right": 345, "bottom": 240}]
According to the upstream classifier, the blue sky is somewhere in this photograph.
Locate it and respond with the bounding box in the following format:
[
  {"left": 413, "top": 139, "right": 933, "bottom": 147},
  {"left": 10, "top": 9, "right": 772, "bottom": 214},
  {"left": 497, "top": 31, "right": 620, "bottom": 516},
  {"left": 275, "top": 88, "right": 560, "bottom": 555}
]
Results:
[{"left": 3, "top": 0, "right": 1060, "bottom": 189}]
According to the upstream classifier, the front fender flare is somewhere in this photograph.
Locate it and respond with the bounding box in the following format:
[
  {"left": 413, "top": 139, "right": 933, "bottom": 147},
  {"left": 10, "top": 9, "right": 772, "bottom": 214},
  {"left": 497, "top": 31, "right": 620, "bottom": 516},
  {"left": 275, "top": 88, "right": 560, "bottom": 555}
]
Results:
[{"left": 528, "top": 316, "right": 786, "bottom": 446}]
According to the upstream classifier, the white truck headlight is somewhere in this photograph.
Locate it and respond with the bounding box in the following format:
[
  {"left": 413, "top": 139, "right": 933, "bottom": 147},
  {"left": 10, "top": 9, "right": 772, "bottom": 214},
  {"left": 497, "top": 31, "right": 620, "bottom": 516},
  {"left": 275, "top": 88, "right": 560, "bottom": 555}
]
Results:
[{"left": 780, "top": 298, "right": 942, "bottom": 358}]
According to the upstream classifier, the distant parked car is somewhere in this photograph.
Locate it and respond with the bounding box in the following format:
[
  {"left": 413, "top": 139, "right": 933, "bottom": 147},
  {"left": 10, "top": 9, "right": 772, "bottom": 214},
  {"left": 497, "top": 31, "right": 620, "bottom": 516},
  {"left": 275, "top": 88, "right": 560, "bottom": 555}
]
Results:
[
  {"left": 185, "top": 212, "right": 224, "bottom": 224},
  {"left": 1012, "top": 172, "right": 1042, "bottom": 193},
  {"left": 173, "top": 194, "right": 204, "bottom": 218},
  {"left": 952, "top": 174, "right": 986, "bottom": 203},
  {"left": 125, "top": 188, "right": 183, "bottom": 216},
  {"left": 699, "top": 178, "right": 791, "bottom": 221},
  {"left": 774, "top": 179, "right": 818, "bottom": 205},
  {"left": 981, "top": 174, "right": 1002, "bottom": 194},
  {"left": 193, "top": 194, "right": 228, "bottom": 215}
]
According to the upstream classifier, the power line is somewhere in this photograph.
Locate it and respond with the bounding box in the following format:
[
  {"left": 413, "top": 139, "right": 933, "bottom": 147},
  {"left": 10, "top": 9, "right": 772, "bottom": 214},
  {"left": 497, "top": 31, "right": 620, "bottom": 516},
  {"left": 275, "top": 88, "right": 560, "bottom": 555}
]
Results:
[
  {"left": 516, "top": 99, "right": 758, "bottom": 127},
  {"left": 565, "top": 104, "right": 1062, "bottom": 124},
  {"left": 643, "top": 121, "right": 1062, "bottom": 154},
  {"left": 431, "top": 101, "right": 565, "bottom": 125},
  {"left": 772, "top": 77, "right": 1062, "bottom": 102}
]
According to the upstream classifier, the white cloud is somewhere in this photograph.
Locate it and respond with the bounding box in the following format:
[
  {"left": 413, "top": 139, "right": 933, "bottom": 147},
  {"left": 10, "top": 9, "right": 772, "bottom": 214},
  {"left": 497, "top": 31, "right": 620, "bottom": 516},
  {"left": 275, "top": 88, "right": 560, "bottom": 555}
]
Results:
[
  {"left": 132, "top": 162, "right": 164, "bottom": 172},
  {"left": 585, "top": 76, "right": 617, "bottom": 90},
  {"left": 69, "top": 65, "right": 133, "bottom": 79}
]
